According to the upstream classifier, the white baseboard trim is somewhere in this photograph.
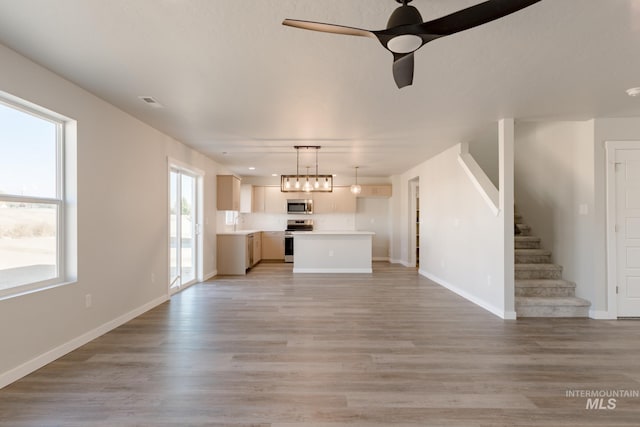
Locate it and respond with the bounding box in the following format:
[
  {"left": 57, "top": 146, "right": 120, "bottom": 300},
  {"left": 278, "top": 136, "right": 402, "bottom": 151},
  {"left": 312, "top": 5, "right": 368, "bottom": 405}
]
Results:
[
  {"left": 0, "top": 294, "right": 168, "bottom": 389},
  {"left": 293, "top": 268, "right": 372, "bottom": 274},
  {"left": 372, "top": 257, "right": 390, "bottom": 262},
  {"left": 590, "top": 309, "right": 616, "bottom": 320},
  {"left": 204, "top": 270, "right": 217, "bottom": 281},
  {"left": 420, "top": 270, "right": 508, "bottom": 319}
]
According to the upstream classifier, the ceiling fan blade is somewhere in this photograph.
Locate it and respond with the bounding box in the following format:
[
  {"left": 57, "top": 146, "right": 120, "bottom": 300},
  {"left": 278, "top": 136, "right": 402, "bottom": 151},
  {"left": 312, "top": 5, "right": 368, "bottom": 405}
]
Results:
[
  {"left": 283, "top": 19, "right": 376, "bottom": 39},
  {"left": 392, "top": 53, "right": 414, "bottom": 89},
  {"left": 417, "top": 0, "right": 542, "bottom": 36}
]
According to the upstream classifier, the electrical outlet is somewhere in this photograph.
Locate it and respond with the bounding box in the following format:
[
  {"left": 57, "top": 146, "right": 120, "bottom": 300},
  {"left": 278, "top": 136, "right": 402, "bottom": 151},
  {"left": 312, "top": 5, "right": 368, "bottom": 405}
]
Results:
[
  {"left": 329, "top": 250, "right": 334, "bottom": 257},
  {"left": 151, "top": 273, "right": 155, "bottom": 283},
  {"left": 85, "top": 294, "right": 92, "bottom": 308}
]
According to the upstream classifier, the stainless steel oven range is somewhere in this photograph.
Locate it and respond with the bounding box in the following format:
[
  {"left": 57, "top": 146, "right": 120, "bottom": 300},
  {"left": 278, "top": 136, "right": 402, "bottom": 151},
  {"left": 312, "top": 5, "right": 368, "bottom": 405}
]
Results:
[{"left": 284, "top": 219, "right": 313, "bottom": 263}]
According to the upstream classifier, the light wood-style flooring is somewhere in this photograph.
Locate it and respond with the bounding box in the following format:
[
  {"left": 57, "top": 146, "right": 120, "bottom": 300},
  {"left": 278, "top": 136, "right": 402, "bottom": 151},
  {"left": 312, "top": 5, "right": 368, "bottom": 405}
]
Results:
[{"left": 1, "top": 262, "right": 640, "bottom": 426}]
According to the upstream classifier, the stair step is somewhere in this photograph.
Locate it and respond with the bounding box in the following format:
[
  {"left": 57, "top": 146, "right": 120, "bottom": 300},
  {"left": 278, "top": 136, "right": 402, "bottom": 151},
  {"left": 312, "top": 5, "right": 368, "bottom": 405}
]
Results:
[
  {"left": 515, "top": 213, "right": 524, "bottom": 222},
  {"left": 515, "top": 279, "right": 576, "bottom": 297},
  {"left": 516, "top": 296, "right": 591, "bottom": 318},
  {"left": 515, "top": 236, "right": 541, "bottom": 249},
  {"left": 515, "top": 249, "right": 552, "bottom": 264},
  {"left": 515, "top": 264, "right": 563, "bottom": 280},
  {"left": 515, "top": 223, "right": 531, "bottom": 236}
]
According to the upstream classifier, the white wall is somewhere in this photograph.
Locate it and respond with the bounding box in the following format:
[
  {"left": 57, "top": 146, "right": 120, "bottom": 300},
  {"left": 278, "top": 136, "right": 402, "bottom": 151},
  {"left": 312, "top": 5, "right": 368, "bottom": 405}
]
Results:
[
  {"left": 469, "top": 125, "right": 499, "bottom": 188},
  {"left": 593, "top": 117, "right": 640, "bottom": 315},
  {"left": 0, "top": 43, "right": 221, "bottom": 385},
  {"left": 514, "top": 121, "right": 595, "bottom": 306},
  {"left": 355, "top": 198, "right": 390, "bottom": 260},
  {"left": 397, "top": 143, "right": 510, "bottom": 318}
]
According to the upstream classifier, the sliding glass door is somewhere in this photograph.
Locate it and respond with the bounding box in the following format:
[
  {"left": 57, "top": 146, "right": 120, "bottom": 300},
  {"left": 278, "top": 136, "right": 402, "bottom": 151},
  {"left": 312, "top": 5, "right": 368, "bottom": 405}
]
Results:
[{"left": 169, "top": 167, "right": 200, "bottom": 294}]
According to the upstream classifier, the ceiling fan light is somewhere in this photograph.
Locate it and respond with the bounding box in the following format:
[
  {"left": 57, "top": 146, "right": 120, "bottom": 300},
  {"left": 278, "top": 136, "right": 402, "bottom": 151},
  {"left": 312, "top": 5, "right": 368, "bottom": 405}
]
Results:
[{"left": 387, "top": 35, "right": 422, "bottom": 53}]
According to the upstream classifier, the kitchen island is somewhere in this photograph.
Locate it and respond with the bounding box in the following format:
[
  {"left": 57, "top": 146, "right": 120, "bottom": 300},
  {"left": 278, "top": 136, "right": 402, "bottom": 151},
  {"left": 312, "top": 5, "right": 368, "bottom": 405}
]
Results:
[{"left": 292, "top": 231, "right": 375, "bottom": 273}]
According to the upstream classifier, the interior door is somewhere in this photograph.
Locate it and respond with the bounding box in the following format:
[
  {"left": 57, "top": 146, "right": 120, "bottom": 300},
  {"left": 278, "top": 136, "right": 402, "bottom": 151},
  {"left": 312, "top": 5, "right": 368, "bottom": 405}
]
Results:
[
  {"left": 169, "top": 167, "right": 200, "bottom": 294},
  {"left": 615, "top": 149, "right": 640, "bottom": 316}
]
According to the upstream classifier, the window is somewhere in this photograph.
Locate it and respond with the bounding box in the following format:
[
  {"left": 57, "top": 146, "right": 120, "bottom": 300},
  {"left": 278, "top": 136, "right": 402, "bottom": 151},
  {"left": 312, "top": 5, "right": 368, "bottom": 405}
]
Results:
[
  {"left": 225, "top": 210, "right": 238, "bottom": 226},
  {"left": 0, "top": 97, "right": 66, "bottom": 298}
]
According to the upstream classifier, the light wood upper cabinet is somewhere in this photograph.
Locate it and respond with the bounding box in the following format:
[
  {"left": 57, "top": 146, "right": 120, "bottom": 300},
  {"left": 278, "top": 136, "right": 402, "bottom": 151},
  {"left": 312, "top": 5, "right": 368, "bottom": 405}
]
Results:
[
  {"left": 217, "top": 175, "right": 241, "bottom": 211},
  {"left": 314, "top": 187, "right": 356, "bottom": 213},
  {"left": 252, "top": 186, "right": 266, "bottom": 213},
  {"left": 358, "top": 184, "right": 392, "bottom": 198},
  {"left": 264, "top": 186, "right": 287, "bottom": 213}
]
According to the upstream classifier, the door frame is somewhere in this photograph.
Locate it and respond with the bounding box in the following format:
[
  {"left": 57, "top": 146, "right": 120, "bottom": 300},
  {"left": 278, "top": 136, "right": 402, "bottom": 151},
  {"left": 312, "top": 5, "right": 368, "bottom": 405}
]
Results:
[
  {"left": 605, "top": 140, "right": 640, "bottom": 318},
  {"left": 168, "top": 157, "right": 204, "bottom": 296}
]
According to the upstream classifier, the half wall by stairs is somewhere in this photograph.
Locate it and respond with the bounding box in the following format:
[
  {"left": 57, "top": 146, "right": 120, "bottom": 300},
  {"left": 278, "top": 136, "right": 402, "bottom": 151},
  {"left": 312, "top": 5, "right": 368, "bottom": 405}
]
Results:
[{"left": 514, "top": 212, "right": 590, "bottom": 318}]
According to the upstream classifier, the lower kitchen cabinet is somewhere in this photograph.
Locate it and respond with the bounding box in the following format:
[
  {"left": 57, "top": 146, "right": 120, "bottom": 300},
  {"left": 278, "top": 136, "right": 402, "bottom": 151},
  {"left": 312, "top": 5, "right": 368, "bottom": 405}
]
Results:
[
  {"left": 262, "top": 231, "right": 284, "bottom": 260},
  {"left": 217, "top": 232, "right": 262, "bottom": 275}
]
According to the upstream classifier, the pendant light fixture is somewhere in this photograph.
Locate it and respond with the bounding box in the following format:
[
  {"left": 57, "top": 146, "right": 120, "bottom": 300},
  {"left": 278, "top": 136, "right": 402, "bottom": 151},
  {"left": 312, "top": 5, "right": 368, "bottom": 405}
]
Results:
[
  {"left": 303, "top": 166, "right": 313, "bottom": 192},
  {"left": 350, "top": 166, "right": 362, "bottom": 195},
  {"left": 281, "top": 146, "right": 333, "bottom": 192}
]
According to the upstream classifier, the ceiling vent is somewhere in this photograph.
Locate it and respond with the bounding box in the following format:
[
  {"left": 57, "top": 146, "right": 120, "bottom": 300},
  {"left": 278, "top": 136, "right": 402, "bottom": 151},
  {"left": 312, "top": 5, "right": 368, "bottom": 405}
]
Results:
[{"left": 138, "top": 96, "right": 163, "bottom": 108}]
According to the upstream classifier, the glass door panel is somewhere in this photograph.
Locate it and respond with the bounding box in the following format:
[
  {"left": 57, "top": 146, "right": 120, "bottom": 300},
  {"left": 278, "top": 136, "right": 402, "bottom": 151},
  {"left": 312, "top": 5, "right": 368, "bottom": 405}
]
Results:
[
  {"left": 180, "top": 174, "right": 195, "bottom": 285},
  {"left": 169, "top": 170, "right": 180, "bottom": 291},
  {"left": 169, "top": 168, "right": 199, "bottom": 294}
]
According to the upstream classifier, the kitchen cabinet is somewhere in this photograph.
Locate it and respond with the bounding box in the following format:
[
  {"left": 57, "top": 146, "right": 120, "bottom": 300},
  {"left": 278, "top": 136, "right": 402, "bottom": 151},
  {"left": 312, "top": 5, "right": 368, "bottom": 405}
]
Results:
[
  {"left": 253, "top": 232, "right": 262, "bottom": 264},
  {"left": 240, "top": 184, "right": 253, "bottom": 213},
  {"left": 358, "top": 184, "right": 392, "bottom": 198},
  {"left": 264, "top": 186, "right": 287, "bottom": 213},
  {"left": 261, "top": 231, "right": 284, "bottom": 260},
  {"left": 217, "top": 231, "right": 261, "bottom": 275},
  {"left": 252, "top": 186, "right": 266, "bottom": 212},
  {"left": 217, "top": 175, "right": 241, "bottom": 211},
  {"left": 313, "top": 186, "right": 356, "bottom": 213}
]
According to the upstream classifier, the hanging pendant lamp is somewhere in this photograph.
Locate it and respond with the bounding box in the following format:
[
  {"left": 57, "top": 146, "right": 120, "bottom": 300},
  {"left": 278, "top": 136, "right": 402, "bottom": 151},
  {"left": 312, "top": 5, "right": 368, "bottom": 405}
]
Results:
[{"left": 350, "top": 166, "right": 362, "bottom": 195}]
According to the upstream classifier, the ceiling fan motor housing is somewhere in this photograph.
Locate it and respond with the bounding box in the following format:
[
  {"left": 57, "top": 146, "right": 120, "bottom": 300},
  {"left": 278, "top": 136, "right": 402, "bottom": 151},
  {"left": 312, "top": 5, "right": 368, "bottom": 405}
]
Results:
[{"left": 386, "top": 4, "right": 424, "bottom": 53}]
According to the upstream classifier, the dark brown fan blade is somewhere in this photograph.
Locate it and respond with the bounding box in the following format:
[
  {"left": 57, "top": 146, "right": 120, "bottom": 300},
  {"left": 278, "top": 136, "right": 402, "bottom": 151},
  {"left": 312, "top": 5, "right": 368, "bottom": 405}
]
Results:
[
  {"left": 283, "top": 19, "right": 376, "bottom": 39},
  {"left": 392, "top": 53, "right": 414, "bottom": 89},
  {"left": 417, "top": 0, "right": 542, "bottom": 36}
]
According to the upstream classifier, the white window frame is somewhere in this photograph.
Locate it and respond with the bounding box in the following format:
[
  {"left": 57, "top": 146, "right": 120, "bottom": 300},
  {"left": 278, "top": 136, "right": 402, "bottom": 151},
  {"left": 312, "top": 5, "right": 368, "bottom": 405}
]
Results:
[{"left": 0, "top": 96, "right": 66, "bottom": 299}]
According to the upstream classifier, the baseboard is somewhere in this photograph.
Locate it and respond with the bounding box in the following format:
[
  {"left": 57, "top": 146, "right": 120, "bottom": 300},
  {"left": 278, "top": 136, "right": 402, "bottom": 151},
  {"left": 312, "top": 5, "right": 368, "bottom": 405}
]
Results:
[
  {"left": 203, "top": 270, "right": 217, "bottom": 281},
  {"left": 420, "top": 270, "right": 508, "bottom": 319},
  {"left": 590, "top": 309, "right": 616, "bottom": 320},
  {"left": 372, "top": 257, "right": 390, "bottom": 262},
  {"left": 0, "top": 294, "right": 168, "bottom": 389}
]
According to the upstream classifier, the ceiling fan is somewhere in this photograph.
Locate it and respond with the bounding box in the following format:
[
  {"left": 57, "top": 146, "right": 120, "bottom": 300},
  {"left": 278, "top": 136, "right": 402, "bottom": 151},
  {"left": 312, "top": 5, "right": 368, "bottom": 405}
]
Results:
[{"left": 283, "top": 0, "right": 542, "bottom": 89}]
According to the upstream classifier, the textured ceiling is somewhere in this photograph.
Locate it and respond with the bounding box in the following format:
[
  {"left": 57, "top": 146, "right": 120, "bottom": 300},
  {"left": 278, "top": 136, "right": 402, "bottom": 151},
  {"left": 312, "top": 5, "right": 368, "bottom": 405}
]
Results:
[{"left": 0, "top": 0, "right": 639, "bottom": 179}]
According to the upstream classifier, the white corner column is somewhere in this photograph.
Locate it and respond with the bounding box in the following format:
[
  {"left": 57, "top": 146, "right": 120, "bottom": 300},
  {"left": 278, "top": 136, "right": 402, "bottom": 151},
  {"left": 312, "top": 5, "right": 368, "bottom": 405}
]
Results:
[{"left": 499, "top": 118, "right": 516, "bottom": 318}]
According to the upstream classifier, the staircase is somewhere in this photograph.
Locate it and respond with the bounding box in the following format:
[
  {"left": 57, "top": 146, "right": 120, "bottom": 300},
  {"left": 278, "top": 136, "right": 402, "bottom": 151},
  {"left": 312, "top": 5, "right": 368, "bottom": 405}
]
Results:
[{"left": 514, "top": 212, "right": 591, "bottom": 318}]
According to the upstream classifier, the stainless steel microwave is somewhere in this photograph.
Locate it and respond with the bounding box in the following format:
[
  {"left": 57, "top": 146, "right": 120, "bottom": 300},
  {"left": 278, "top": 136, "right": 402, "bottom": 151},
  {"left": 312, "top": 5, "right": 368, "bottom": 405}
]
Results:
[{"left": 287, "top": 199, "right": 313, "bottom": 215}]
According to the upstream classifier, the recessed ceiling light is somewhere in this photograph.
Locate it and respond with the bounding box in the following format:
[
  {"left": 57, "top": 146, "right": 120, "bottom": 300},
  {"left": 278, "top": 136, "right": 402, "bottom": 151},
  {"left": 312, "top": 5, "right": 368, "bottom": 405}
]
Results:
[
  {"left": 272, "top": 173, "right": 278, "bottom": 177},
  {"left": 248, "top": 167, "right": 256, "bottom": 170},
  {"left": 627, "top": 87, "right": 640, "bottom": 97}
]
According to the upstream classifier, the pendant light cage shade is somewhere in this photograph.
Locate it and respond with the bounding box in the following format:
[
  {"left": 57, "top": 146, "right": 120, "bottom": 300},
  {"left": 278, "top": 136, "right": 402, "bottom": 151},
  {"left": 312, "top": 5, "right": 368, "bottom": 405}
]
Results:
[
  {"left": 281, "top": 146, "right": 333, "bottom": 192},
  {"left": 350, "top": 166, "right": 362, "bottom": 195}
]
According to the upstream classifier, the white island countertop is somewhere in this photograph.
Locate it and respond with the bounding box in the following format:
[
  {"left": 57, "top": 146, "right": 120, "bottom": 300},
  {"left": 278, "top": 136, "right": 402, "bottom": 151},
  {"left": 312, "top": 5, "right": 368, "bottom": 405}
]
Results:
[
  {"left": 217, "top": 230, "right": 263, "bottom": 236},
  {"left": 291, "top": 230, "right": 375, "bottom": 235},
  {"left": 293, "top": 231, "right": 374, "bottom": 273}
]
